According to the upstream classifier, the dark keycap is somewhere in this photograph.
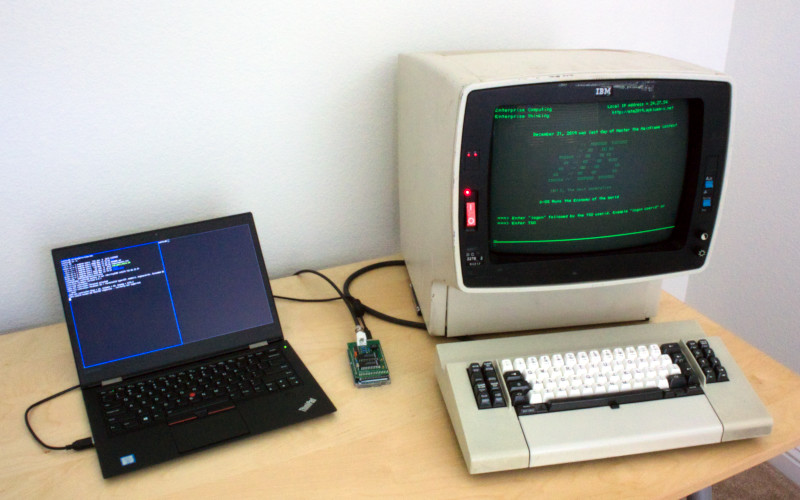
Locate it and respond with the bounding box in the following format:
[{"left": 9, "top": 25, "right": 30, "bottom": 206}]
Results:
[
  {"left": 490, "top": 389, "right": 506, "bottom": 408},
  {"left": 475, "top": 389, "right": 492, "bottom": 409},
  {"left": 667, "top": 374, "right": 688, "bottom": 389},
  {"left": 661, "top": 343, "right": 681, "bottom": 355},
  {"left": 506, "top": 380, "right": 530, "bottom": 395},
  {"left": 503, "top": 370, "right": 524, "bottom": 384}
]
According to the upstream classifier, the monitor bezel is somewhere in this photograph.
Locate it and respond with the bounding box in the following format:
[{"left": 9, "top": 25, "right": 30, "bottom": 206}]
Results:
[{"left": 456, "top": 78, "right": 731, "bottom": 289}]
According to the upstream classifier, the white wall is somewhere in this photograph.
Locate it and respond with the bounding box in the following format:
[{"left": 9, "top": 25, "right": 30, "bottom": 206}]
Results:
[
  {"left": 686, "top": 0, "right": 800, "bottom": 374},
  {"left": 0, "top": 1, "right": 735, "bottom": 334}
]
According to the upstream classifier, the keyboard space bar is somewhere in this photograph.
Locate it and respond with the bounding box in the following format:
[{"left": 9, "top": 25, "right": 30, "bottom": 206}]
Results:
[{"left": 518, "top": 388, "right": 667, "bottom": 416}]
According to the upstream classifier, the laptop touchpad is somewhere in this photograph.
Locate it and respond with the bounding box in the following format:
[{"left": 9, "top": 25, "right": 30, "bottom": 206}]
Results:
[{"left": 170, "top": 410, "right": 250, "bottom": 453}]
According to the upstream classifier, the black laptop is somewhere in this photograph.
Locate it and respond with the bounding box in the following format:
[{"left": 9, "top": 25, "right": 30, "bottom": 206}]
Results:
[{"left": 51, "top": 213, "right": 336, "bottom": 478}]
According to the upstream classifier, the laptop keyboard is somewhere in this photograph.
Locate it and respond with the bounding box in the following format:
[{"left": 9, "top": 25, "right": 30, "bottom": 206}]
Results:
[{"left": 98, "top": 344, "right": 302, "bottom": 435}]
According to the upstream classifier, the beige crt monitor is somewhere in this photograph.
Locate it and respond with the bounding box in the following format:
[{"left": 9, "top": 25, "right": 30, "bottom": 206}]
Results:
[{"left": 397, "top": 50, "right": 732, "bottom": 337}]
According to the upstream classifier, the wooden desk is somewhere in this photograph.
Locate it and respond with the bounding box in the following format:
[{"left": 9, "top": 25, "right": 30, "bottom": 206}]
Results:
[{"left": 2, "top": 258, "right": 800, "bottom": 498}]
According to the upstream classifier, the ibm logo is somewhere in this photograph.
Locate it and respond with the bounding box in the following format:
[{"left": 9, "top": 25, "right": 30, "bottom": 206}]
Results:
[{"left": 595, "top": 87, "right": 612, "bottom": 96}]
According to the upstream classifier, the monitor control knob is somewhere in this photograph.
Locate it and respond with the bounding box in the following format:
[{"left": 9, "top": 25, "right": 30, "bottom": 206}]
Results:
[
  {"left": 697, "top": 248, "right": 708, "bottom": 257},
  {"left": 698, "top": 232, "right": 710, "bottom": 241}
]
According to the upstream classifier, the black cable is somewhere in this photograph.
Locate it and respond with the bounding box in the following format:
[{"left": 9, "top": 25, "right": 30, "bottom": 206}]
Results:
[
  {"left": 288, "top": 269, "right": 362, "bottom": 326},
  {"left": 342, "top": 260, "right": 427, "bottom": 330},
  {"left": 273, "top": 269, "right": 344, "bottom": 304},
  {"left": 276, "top": 260, "right": 427, "bottom": 334},
  {"left": 25, "top": 384, "right": 94, "bottom": 451},
  {"left": 274, "top": 269, "right": 370, "bottom": 333}
]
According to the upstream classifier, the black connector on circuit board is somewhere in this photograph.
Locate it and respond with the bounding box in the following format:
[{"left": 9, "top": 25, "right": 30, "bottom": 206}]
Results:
[{"left": 347, "top": 331, "right": 390, "bottom": 387}]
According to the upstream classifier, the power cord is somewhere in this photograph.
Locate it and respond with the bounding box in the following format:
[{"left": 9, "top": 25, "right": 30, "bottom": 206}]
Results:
[{"left": 25, "top": 384, "right": 94, "bottom": 451}]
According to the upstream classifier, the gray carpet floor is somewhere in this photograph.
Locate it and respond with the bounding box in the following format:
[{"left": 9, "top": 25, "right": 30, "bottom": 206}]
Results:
[{"left": 712, "top": 462, "right": 800, "bottom": 499}]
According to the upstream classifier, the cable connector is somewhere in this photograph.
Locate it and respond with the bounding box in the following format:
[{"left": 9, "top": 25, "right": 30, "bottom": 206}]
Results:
[
  {"left": 355, "top": 326, "right": 368, "bottom": 347},
  {"left": 67, "top": 437, "right": 95, "bottom": 451}
]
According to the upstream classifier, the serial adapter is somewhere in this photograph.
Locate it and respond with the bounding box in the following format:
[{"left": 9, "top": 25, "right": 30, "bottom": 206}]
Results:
[{"left": 347, "top": 331, "right": 390, "bottom": 387}]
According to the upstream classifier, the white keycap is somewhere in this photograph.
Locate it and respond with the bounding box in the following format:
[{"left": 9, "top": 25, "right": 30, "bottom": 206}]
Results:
[
  {"left": 649, "top": 344, "right": 662, "bottom": 358},
  {"left": 501, "top": 359, "right": 514, "bottom": 373},
  {"left": 539, "top": 355, "right": 552, "bottom": 369}
]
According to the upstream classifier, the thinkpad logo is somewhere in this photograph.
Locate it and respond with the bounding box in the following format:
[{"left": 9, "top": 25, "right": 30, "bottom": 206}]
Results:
[{"left": 298, "top": 397, "right": 317, "bottom": 412}]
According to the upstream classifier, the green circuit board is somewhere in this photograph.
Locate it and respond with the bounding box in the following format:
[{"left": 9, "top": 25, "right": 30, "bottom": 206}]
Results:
[{"left": 347, "top": 339, "right": 390, "bottom": 387}]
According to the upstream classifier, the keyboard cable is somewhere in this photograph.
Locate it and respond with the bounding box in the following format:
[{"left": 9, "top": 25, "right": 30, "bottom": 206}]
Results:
[{"left": 25, "top": 384, "right": 95, "bottom": 451}]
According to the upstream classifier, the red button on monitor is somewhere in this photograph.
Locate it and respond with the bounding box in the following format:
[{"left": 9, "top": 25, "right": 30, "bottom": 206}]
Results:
[{"left": 466, "top": 201, "right": 477, "bottom": 228}]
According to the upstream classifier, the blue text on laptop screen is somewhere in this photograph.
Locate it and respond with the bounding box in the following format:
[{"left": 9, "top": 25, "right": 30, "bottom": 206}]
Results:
[{"left": 59, "top": 224, "right": 273, "bottom": 368}]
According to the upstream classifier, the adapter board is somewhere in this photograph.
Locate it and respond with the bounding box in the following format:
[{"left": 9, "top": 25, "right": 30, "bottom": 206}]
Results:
[{"left": 347, "top": 339, "right": 390, "bottom": 387}]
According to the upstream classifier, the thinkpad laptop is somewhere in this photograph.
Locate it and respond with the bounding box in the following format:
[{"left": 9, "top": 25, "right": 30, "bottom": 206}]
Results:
[{"left": 52, "top": 213, "right": 336, "bottom": 478}]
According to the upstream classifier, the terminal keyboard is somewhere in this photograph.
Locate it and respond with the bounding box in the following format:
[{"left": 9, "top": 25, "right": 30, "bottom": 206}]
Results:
[{"left": 434, "top": 321, "right": 772, "bottom": 474}]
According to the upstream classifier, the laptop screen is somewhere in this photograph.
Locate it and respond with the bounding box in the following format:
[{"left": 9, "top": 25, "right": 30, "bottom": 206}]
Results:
[{"left": 53, "top": 213, "right": 284, "bottom": 386}]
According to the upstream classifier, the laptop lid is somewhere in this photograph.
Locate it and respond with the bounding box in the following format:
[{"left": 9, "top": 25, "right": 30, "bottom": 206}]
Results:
[{"left": 52, "top": 213, "right": 284, "bottom": 387}]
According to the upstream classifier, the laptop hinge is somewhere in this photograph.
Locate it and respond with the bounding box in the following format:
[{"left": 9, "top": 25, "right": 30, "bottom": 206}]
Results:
[
  {"left": 248, "top": 340, "right": 270, "bottom": 350},
  {"left": 101, "top": 377, "right": 123, "bottom": 386}
]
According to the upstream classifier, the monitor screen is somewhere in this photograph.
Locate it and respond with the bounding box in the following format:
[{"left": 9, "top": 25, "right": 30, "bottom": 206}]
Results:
[
  {"left": 456, "top": 78, "right": 729, "bottom": 288},
  {"left": 489, "top": 99, "right": 690, "bottom": 254}
]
